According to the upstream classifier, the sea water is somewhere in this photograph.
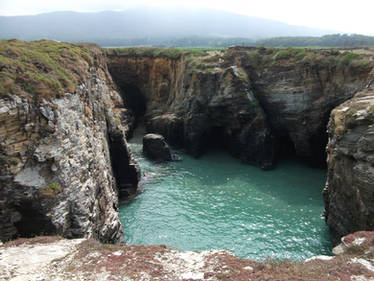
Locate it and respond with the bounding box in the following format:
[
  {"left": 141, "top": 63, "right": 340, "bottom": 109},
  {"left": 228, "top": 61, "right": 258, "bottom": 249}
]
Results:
[{"left": 119, "top": 132, "right": 332, "bottom": 261}]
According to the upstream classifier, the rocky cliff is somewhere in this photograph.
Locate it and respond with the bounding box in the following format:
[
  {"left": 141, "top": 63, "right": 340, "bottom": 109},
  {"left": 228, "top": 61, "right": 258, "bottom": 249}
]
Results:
[
  {"left": 107, "top": 47, "right": 374, "bottom": 168},
  {"left": 324, "top": 79, "right": 374, "bottom": 242},
  {"left": 2, "top": 40, "right": 374, "bottom": 252},
  {"left": 0, "top": 40, "right": 140, "bottom": 243}
]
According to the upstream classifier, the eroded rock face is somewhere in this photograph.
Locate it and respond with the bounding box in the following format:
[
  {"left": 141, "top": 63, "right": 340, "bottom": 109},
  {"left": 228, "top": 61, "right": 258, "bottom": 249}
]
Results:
[
  {"left": 0, "top": 64, "right": 140, "bottom": 243},
  {"left": 107, "top": 48, "right": 373, "bottom": 169},
  {"left": 143, "top": 134, "right": 172, "bottom": 162},
  {"left": 324, "top": 85, "right": 374, "bottom": 243},
  {"left": 107, "top": 53, "right": 275, "bottom": 169}
]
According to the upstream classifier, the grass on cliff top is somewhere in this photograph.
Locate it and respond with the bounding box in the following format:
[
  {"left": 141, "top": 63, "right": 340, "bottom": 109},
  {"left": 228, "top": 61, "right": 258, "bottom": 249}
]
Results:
[
  {"left": 104, "top": 46, "right": 221, "bottom": 59},
  {"left": 0, "top": 39, "right": 98, "bottom": 100},
  {"left": 107, "top": 46, "right": 374, "bottom": 76},
  {"left": 223, "top": 46, "right": 374, "bottom": 73}
]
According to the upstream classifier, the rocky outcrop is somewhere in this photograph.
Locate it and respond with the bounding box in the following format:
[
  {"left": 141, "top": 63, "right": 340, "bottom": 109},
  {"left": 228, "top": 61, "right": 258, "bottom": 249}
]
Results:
[
  {"left": 143, "top": 133, "right": 172, "bottom": 162},
  {"left": 107, "top": 47, "right": 373, "bottom": 169},
  {"left": 0, "top": 41, "right": 140, "bottom": 243},
  {"left": 324, "top": 84, "right": 374, "bottom": 243}
]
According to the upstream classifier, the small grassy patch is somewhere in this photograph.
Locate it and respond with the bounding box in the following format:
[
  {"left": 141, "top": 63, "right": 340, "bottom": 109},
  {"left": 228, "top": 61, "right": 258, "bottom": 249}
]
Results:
[
  {"left": 104, "top": 46, "right": 221, "bottom": 59},
  {"left": 37, "top": 182, "right": 62, "bottom": 198},
  {"left": 273, "top": 48, "right": 308, "bottom": 60},
  {"left": 105, "top": 47, "right": 185, "bottom": 59}
]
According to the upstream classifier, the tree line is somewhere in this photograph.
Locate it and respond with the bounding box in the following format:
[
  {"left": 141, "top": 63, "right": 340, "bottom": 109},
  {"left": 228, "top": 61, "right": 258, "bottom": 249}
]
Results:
[{"left": 98, "top": 34, "right": 374, "bottom": 48}]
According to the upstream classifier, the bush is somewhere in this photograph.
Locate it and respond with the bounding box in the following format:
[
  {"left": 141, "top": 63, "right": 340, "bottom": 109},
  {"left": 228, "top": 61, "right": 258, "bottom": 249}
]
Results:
[{"left": 273, "top": 48, "right": 307, "bottom": 61}]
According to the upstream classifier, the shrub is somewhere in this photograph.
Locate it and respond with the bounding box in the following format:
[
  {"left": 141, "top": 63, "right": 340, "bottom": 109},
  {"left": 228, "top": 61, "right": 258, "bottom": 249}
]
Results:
[{"left": 273, "top": 48, "right": 307, "bottom": 61}]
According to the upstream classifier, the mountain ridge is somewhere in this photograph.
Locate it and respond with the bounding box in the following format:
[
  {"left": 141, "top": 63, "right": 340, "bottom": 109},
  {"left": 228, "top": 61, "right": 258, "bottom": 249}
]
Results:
[{"left": 0, "top": 8, "right": 335, "bottom": 45}]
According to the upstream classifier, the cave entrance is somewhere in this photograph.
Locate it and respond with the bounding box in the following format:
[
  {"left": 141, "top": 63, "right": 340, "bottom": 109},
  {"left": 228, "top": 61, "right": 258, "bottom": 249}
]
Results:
[
  {"left": 108, "top": 129, "right": 139, "bottom": 199},
  {"left": 276, "top": 133, "right": 296, "bottom": 160},
  {"left": 309, "top": 128, "right": 328, "bottom": 168},
  {"left": 14, "top": 200, "right": 56, "bottom": 238},
  {"left": 204, "top": 126, "right": 227, "bottom": 151},
  {"left": 120, "top": 83, "right": 146, "bottom": 118}
]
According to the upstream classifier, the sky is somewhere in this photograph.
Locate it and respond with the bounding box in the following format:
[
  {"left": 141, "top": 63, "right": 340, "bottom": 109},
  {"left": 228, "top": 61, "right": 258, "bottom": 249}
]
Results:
[{"left": 0, "top": 0, "right": 373, "bottom": 35}]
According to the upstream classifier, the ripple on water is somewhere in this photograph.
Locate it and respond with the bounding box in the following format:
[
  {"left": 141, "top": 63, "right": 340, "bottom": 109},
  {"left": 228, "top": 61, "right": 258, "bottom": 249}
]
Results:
[{"left": 120, "top": 135, "right": 332, "bottom": 261}]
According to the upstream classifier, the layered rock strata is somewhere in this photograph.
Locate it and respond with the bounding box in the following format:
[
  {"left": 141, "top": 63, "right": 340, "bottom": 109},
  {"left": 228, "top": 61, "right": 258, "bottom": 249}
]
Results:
[
  {"left": 0, "top": 41, "right": 140, "bottom": 243},
  {"left": 107, "top": 47, "right": 373, "bottom": 168},
  {"left": 107, "top": 52, "right": 275, "bottom": 169},
  {"left": 324, "top": 83, "right": 374, "bottom": 242}
]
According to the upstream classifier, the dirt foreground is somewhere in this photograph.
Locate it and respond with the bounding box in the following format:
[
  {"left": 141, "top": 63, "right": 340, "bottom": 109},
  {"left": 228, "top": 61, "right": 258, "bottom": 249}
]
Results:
[{"left": 1, "top": 232, "right": 374, "bottom": 280}]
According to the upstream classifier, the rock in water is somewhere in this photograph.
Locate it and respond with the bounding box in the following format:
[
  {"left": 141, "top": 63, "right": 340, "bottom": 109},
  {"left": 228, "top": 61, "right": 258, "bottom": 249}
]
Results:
[{"left": 143, "top": 134, "right": 172, "bottom": 162}]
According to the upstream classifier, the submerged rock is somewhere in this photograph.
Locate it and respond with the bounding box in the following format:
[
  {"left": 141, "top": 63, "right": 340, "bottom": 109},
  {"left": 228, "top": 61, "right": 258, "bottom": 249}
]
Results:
[{"left": 143, "top": 133, "right": 172, "bottom": 162}]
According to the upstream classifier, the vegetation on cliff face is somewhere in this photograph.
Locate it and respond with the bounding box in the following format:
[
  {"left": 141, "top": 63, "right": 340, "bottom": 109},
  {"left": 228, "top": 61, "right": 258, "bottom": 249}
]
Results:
[{"left": 0, "top": 39, "right": 99, "bottom": 99}]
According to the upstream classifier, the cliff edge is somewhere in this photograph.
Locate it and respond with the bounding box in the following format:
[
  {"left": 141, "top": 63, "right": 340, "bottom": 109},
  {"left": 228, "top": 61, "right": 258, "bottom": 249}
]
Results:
[
  {"left": 0, "top": 40, "right": 140, "bottom": 243},
  {"left": 324, "top": 77, "right": 374, "bottom": 242}
]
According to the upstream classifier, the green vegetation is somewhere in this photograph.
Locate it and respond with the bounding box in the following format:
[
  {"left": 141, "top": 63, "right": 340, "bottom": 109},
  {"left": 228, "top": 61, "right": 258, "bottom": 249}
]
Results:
[
  {"left": 257, "top": 34, "right": 374, "bottom": 47},
  {"left": 104, "top": 46, "right": 224, "bottom": 58},
  {"left": 48, "top": 182, "right": 61, "bottom": 192},
  {"left": 0, "top": 39, "right": 96, "bottom": 99},
  {"left": 273, "top": 48, "right": 307, "bottom": 60},
  {"left": 238, "top": 47, "right": 374, "bottom": 72},
  {"left": 105, "top": 47, "right": 185, "bottom": 59},
  {"left": 100, "top": 34, "right": 374, "bottom": 48},
  {"left": 38, "top": 181, "right": 62, "bottom": 198}
]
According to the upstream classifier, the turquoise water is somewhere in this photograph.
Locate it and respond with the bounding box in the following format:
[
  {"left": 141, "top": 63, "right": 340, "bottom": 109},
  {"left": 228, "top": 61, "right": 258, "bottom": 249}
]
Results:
[{"left": 119, "top": 133, "right": 332, "bottom": 261}]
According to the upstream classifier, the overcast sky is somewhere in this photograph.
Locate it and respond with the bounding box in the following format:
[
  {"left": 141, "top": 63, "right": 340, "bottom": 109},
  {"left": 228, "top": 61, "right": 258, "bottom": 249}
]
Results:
[{"left": 1, "top": 0, "right": 373, "bottom": 35}]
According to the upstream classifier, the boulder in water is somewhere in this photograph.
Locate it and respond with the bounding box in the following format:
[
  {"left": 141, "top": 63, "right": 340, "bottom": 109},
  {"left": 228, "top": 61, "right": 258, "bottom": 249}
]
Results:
[{"left": 143, "top": 134, "right": 172, "bottom": 162}]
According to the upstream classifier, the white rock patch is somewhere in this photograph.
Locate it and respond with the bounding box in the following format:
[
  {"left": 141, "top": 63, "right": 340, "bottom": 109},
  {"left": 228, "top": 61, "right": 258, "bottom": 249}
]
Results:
[
  {"left": 352, "top": 237, "right": 367, "bottom": 246},
  {"left": 351, "top": 275, "right": 374, "bottom": 281},
  {"left": 0, "top": 239, "right": 84, "bottom": 281},
  {"left": 350, "top": 258, "right": 374, "bottom": 272},
  {"left": 305, "top": 255, "right": 334, "bottom": 262},
  {"left": 155, "top": 249, "right": 227, "bottom": 280}
]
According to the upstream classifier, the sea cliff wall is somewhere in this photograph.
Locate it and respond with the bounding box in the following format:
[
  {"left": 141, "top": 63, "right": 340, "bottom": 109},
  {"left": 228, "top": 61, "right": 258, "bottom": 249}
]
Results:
[
  {"left": 107, "top": 47, "right": 374, "bottom": 242},
  {"left": 0, "top": 40, "right": 140, "bottom": 243},
  {"left": 2, "top": 40, "right": 374, "bottom": 246},
  {"left": 107, "top": 47, "right": 374, "bottom": 168},
  {"left": 324, "top": 78, "right": 374, "bottom": 242}
]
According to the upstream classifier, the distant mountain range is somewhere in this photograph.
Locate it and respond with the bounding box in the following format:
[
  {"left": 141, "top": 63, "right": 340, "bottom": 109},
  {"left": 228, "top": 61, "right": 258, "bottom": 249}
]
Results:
[{"left": 0, "top": 8, "right": 335, "bottom": 46}]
